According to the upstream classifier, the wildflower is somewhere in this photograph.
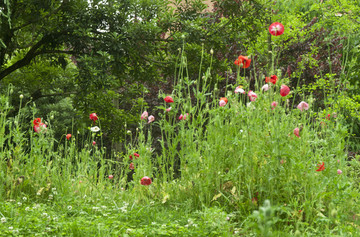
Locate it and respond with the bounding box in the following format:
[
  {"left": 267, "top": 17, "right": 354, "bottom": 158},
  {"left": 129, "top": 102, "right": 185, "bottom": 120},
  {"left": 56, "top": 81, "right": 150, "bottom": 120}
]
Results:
[
  {"left": 234, "top": 55, "right": 251, "bottom": 68},
  {"left": 326, "top": 114, "right": 331, "bottom": 120},
  {"left": 271, "top": 101, "right": 278, "bottom": 110},
  {"left": 269, "top": 22, "right": 284, "bottom": 36},
  {"left": 129, "top": 163, "right": 134, "bottom": 170},
  {"left": 33, "top": 118, "right": 47, "bottom": 133},
  {"left": 280, "top": 85, "right": 290, "bottom": 97},
  {"left": 90, "top": 126, "right": 100, "bottom": 132},
  {"left": 140, "top": 176, "right": 152, "bottom": 185},
  {"left": 219, "top": 97, "right": 228, "bottom": 107},
  {"left": 316, "top": 162, "right": 325, "bottom": 172},
  {"left": 48, "top": 195, "right": 53, "bottom": 200},
  {"left": 166, "top": 107, "right": 172, "bottom": 112},
  {"left": 25, "top": 207, "right": 30, "bottom": 211},
  {"left": 148, "top": 115, "right": 155, "bottom": 123},
  {"left": 92, "top": 141, "right": 96, "bottom": 146},
  {"left": 19, "top": 94, "right": 24, "bottom": 99},
  {"left": 67, "top": 206, "right": 72, "bottom": 210},
  {"left": 297, "top": 101, "right": 309, "bottom": 112},
  {"left": 179, "top": 113, "right": 189, "bottom": 120},
  {"left": 235, "top": 86, "right": 245, "bottom": 94},
  {"left": 247, "top": 91, "right": 258, "bottom": 102},
  {"left": 262, "top": 84, "right": 270, "bottom": 91},
  {"left": 89, "top": 113, "right": 98, "bottom": 122},
  {"left": 66, "top": 134, "right": 72, "bottom": 140},
  {"left": 337, "top": 169, "right": 342, "bottom": 174},
  {"left": 108, "top": 175, "right": 114, "bottom": 179},
  {"left": 134, "top": 153, "right": 140, "bottom": 158},
  {"left": 265, "top": 75, "right": 278, "bottom": 84},
  {"left": 141, "top": 111, "right": 148, "bottom": 120},
  {"left": 293, "top": 127, "right": 300, "bottom": 138},
  {"left": 1, "top": 217, "right": 6, "bottom": 223},
  {"left": 164, "top": 96, "right": 174, "bottom": 103}
]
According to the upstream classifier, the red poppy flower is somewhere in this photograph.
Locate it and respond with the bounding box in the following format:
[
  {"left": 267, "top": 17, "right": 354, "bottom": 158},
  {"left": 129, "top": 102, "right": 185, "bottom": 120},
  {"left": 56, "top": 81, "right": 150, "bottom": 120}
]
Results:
[
  {"left": 129, "top": 155, "right": 133, "bottom": 160},
  {"left": 89, "top": 113, "right": 98, "bottom": 122},
  {"left": 316, "top": 162, "right": 325, "bottom": 171},
  {"left": 265, "top": 75, "right": 278, "bottom": 84},
  {"left": 326, "top": 114, "right": 331, "bottom": 120},
  {"left": 66, "top": 134, "right": 72, "bottom": 140},
  {"left": 234, "top": 56, "right": 251, "bottom": 68},
  {"left": 164, "top": 96, "right": 174, "bottom": 103},
  {"left": 140, "top": 176, "right": 152, "bottom": 185},
  {"left": 134, "top": 153, "right": 140, "bottom": 158},
  {"left": 269, "top": 22, "right": 284, "bottom": 36},
  {"left": 280, "top": 85, "right": 290, "bottom": 97},
  {"left": 33, "top": 118, "right": 41, "bottom": 125}
]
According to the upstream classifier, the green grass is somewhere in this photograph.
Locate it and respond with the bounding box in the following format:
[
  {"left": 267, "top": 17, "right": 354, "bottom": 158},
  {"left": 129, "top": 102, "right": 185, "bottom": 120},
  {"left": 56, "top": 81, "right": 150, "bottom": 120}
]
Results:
[{"left": 1, "top": 39, "right": 360, "bottom": 236}]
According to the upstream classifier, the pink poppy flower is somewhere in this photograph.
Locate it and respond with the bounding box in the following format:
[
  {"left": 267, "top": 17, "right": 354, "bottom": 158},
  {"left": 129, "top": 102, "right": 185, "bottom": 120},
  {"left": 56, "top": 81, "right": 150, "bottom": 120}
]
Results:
[
  {"left": 166, "top": 107, "right": 171, "bottom": 112},
  {"left": 269, "top": 22, "right": 284, "bottom": 36},
  {"left": 141, "top": 111, "right": 148, "bottom": 120},
  {"left": 337, "top": 169, "right": 342, "bottom": 174},
  {"left": 129, "top": 163, "right": 134, "bottom": 170},
  {"left": 235, "top": 86, "right": 245, "bottom": 94},
  {"left": 108, "top": 175, "right": 114, "bottom": 179},
  {"left": 219, "top": 100, "right": 227, "bottom": 107},
  {"left": 248, "top": 91, "right": 258, "bottom": 102},
  {"left": 179, "top": 113, "right": 189, "bottom": 120},
  {"left": 293, "top": 127, "right": 300, "bottom": 138},
  {"left": 66, "top": 134, "right": 72, "bottom": 140},
  {"left": 140, "top": 176, "right": 152, "bottom": 185},
  {"left": 34, "top": 123, "right": 47, "bottom": 133},
  {"left": 262, "top": 84, "right": 270, "bottom": 92},
  {"left": 297, "top": 101, "right": 309, "bottom": 111},
  {"left": 92, "top": 141, "right": 96, "bottom": 146},
  {"left": 271, "top": 101, "right": 278, "bottom": 110},
  {"left": 148, "top": 115, "right": 155, "bottom": 123},
  {"left": 164, "top": 96, "right": 174, "bottom": 103},
  {"left": 280, "top": 85, "right": 290, "bottom": 97}
]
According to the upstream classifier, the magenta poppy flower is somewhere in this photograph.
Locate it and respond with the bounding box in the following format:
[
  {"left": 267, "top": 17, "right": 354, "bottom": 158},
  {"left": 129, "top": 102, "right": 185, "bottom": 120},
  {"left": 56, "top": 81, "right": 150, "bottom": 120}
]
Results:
[
  {"left": 294, "top": 127, "right": 300, "bottom": 138},
  {"left": 164, "top": 96, "right": 174, "bottom": 103},
  {"left": 141, "top": 111, "right": 148, "bottom": 120},
  {"left": 269, "top": 22, "right": 284, "bottom": 36},
  {"left": 280, "top": 85, "right": 290, "bottom": 97},
  {"left": 248, "top": 91, "right": 258, "bottom": 102},
  {"left": 297, "top": 101, "right": 309, "bottom": 111},
  {"left": 141, "top": 176, "right": 152, "bottom": 185}
]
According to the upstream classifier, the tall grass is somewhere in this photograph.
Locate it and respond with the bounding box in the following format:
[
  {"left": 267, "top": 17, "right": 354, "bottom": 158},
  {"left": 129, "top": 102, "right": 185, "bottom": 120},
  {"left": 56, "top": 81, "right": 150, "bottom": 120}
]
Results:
[{"left": 0, "top": 46, "right": 359, "bottom": 235}]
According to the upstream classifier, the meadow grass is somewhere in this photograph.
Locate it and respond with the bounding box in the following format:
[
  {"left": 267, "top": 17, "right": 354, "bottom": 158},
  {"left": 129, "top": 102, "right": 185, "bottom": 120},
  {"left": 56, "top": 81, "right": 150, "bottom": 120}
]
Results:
[{"left": 1, "top": 45, "right": 360, "bottom": 236}]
